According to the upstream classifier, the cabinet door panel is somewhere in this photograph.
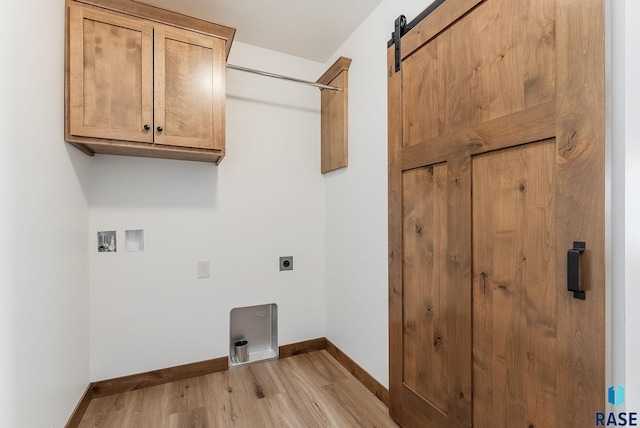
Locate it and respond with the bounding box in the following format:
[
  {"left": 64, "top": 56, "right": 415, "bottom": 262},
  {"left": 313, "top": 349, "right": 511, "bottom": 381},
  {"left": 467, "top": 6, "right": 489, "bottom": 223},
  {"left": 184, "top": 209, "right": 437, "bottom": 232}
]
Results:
[
  {"left": 154, "top": 26, "right": 225, "bottom": 151},
  {"left": 69, "top": 5, "right": 153, "bottom": 142}
]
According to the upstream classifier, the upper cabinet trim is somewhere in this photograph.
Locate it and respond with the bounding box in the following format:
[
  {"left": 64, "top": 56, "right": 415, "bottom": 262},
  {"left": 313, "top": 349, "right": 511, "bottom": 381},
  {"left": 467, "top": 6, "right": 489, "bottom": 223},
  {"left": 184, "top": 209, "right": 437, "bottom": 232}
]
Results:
[{"left": 67, "top": 0, "right": 236, "bottom": 58}]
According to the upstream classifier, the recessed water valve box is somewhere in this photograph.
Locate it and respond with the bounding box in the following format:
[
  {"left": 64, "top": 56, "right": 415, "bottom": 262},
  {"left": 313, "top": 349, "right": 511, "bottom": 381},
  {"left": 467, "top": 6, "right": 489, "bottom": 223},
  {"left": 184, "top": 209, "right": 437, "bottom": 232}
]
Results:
[{"left": 97, "top": 231, "right": 116, "bottom": 252}]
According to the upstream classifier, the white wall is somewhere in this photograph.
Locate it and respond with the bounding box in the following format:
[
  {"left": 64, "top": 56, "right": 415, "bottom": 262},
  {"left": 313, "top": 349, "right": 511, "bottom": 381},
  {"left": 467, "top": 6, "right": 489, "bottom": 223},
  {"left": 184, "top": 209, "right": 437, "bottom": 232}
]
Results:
[
  {"left": 609, "top": 0, "right": 640, "bottom": 412},
  {"left": 89, "top": 42, "right": 326, "bottom": 380},
  {"left": 0, "top": 14, "right": 15, "bottom": 424},
  {"left": 621, "top": 0, "right": 640, "bottom": 412},
  {"left": 323, "top": 0, "right": 436, "bottom": 387},
  {"left": 609, "top": 0, "right": 627, "bottom": 408},
  {"left": 0, "top": 1, "right": 92, "bottom": 426}
]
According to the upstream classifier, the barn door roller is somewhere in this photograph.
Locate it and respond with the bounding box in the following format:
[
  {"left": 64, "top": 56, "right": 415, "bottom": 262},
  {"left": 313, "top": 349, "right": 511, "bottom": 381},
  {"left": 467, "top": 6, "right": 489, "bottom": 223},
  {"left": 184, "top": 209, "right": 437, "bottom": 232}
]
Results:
[
  {"left": 393, "top": 15, "right": 406, "bottom": 72},
  {"left": 388, "top": 0, "right": 446, "bottom": 73}
]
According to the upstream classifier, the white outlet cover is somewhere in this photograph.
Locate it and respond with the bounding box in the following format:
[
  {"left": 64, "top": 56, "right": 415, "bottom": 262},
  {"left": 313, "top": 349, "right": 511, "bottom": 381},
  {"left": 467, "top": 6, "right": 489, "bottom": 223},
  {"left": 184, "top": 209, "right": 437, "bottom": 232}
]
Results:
[{"left": 197, "top": 260, "right": 210, "bottom": 279}]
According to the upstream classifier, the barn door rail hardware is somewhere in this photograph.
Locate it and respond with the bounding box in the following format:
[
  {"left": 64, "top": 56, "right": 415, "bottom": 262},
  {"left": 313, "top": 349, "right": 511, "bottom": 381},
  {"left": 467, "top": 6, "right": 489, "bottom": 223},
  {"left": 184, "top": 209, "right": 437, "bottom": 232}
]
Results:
[
  {"left": 388, "top": 0, "right": 446, "bottom": 72},
  {"left": 567, "top": 241, "right": 586, "bottom": 300}
]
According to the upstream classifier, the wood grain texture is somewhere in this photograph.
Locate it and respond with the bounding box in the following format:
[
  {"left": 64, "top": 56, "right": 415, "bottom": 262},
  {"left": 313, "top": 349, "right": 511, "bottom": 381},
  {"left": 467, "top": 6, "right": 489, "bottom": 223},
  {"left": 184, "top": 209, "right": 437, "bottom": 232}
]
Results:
[
  {"left": 65, "top": 1, "right": 227, "bottom": 163},
  {"left": 402, "top": 101, "right": 556, "bottom": 170},
  {"left": 154, "top": 24, "right": 225, "bottom": 151},
  {"left": 325, "top": 339, "right": 390, "bottom": 407},
  {"left": 66, "top": 338, "right": 390, "bottom": 426},
  {"left": 90, "top": 356, "right": 228, "bottom": 398},
  {"left": 401, "top": 164, "right": 448, "bottom": 413},
  {"left": 401, "top": 0, "right": 555, "bottom": 148},
  {"left": 69, "top": 0, "right": 235, "bottom": 58},
  {"left": 389, "top": 0, "right": 604, "bottom": 426},
  {"left": 401, "top": 36, "right": 441, "bottom": 145},
  {"left": 400, "top": 0, "right": 482, "bottom": 60},
  {"left": 320, "top": 71, "right": 348, "bottom": 173},
  {"left": 319, "top": 57, "right": 351, "bottom": 174},
  {"left": 279, "top": 337, "right": 327, "bottom": 358},
  {"left": 387, "top": 45, "right": 404, "bottom": 424},
  {"left": 442, "top": 154, "right": 473, "bottom": 426},
  {"left": 64, "top": 384, "right": 94, "bottom": 428},
  {"left": 472, "top": 140, "right": 558, "bottom": 428},
  {"left": 68, "top": 4, "right": 154, "bottom": 143},
  {"left": 555, "top": 0, "right": 606, "bottom": 425},
  {"left": 77, "top": 138, "right": 224, "bottom": 163},
  {"left": 317, "top": 56, "right": 352, "bottom": 86},
  {"left": 77, "top": 351, "right": 397, "bottom": 428}
]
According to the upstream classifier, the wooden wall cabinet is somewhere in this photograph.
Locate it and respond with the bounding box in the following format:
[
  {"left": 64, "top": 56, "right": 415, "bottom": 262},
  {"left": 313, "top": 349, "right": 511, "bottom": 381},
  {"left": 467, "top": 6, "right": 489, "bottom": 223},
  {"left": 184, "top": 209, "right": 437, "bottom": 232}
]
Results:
[{"left": 65, "top": 0, "right": 234, "bottom": 163}]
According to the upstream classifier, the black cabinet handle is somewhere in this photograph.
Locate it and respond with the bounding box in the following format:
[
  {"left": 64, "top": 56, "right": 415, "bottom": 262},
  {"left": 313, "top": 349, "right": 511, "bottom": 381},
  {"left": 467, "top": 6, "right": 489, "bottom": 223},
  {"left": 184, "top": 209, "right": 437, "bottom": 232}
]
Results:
[
  {"left": 157, "top": 126, "right": 163, "bottom": 132},
  {"left": 144, "top": 124, "right": 150, "bottom": 131},
  {"left": 567, "top": 241, "right": 586, "bottom": 300}
]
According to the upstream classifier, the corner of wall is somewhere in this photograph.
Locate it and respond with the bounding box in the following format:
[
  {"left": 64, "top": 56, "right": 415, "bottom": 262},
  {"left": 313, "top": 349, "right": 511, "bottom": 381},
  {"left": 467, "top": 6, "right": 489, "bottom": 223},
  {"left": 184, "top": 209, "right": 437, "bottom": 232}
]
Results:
[{"left": 1, "top": 0, "right": 92, "bottom": 425}]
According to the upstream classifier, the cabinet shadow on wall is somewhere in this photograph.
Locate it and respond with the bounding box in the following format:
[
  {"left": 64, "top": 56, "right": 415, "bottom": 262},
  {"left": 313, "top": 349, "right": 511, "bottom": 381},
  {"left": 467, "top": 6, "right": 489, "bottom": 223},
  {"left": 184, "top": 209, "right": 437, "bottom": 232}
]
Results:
[
  {"left": 66, "top": 142, "right": 93, "bottom": 205},
  {"left": 226, "top": 94, "right": 321, "bottom": 114},
  {"left": 86, "top": 154, "right": 218, "bottom": 209}
]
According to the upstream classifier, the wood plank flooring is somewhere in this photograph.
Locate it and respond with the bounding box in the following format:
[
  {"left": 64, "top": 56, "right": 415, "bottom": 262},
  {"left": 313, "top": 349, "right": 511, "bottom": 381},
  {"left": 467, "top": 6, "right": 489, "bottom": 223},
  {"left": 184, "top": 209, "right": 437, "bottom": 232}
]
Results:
[{"left": 78, "top": 350, "right": 399, "bottom": 427}]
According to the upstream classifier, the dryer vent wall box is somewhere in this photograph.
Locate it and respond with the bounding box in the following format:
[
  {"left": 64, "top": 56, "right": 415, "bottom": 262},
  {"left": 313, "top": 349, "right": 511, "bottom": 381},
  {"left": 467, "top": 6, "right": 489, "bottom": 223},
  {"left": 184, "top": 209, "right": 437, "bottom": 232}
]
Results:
[{"left": 229, "top": 304, "right": 278, "bottom": 366}]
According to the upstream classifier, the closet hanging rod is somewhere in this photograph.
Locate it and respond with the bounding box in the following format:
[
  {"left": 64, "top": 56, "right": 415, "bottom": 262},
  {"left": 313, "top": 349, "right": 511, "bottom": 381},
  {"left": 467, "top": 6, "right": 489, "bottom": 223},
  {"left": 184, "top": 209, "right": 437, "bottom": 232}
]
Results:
[{"left": 226, "top": 63, "right": 342, "bottom": 91}]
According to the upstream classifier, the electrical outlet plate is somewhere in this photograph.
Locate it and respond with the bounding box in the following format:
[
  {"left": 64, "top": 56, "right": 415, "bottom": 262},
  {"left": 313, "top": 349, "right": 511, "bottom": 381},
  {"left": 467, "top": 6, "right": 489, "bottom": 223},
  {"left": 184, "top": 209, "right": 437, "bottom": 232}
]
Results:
[
  {"left": 197, "top": 260, "right": 210, "bottom": 279},
  {"left": 279, "top": 256, "right": 293, "bottom": 271}
]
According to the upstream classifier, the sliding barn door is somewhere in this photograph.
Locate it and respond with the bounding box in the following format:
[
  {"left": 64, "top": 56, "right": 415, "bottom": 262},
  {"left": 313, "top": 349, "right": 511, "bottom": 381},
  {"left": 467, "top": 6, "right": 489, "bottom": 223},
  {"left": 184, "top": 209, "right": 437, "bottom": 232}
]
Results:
[{"left": 388, "top": 0, "right": 605, "bottom": 427}]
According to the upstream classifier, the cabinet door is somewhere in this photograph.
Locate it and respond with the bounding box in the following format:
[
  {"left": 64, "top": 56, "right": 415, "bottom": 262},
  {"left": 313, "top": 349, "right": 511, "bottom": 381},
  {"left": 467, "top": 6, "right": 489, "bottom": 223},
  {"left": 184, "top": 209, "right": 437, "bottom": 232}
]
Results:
[
  {"left": 154, "top": 25, "right": 225, "bottom": 151},
  {"left": 68, "top": 5, "right": 153, "bottom": 143}
]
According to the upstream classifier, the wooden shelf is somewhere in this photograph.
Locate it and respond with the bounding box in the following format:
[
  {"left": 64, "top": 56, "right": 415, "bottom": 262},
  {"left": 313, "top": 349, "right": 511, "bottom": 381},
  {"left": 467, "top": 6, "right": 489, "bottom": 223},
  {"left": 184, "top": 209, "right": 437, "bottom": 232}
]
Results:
[{"left": 317, "top": 57, "right": 352, "bottom": 174}]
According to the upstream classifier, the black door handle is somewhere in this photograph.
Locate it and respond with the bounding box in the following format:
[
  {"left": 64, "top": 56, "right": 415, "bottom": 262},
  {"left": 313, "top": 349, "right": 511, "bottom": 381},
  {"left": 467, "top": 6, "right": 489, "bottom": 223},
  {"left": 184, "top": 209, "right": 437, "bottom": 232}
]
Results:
[{"left": 567, "top": 241, "right": 586, "bottom": 300}]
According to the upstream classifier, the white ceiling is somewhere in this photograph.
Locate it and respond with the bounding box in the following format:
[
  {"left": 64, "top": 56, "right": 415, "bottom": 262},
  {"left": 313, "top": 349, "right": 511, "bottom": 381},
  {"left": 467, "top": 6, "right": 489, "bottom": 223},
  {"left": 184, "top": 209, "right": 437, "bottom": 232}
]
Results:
[{"left": 135, "top": 0, "right": 384, "bottom": 62}]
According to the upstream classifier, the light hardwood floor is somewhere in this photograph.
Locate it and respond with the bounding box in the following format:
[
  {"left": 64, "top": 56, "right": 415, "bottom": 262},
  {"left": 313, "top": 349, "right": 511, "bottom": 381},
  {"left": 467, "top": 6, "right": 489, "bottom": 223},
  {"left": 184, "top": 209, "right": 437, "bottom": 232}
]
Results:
[{"left": 78, "top": 350, "right": 399, "bottom": 427}]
